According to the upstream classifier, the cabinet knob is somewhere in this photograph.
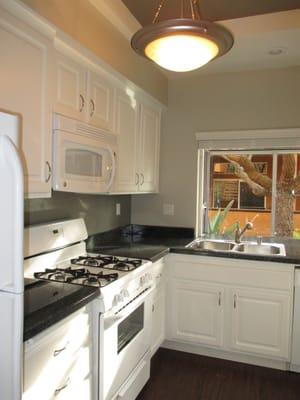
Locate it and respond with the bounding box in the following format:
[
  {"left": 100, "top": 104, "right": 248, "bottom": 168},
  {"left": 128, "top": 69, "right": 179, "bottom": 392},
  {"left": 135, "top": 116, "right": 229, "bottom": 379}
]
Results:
[
  {"left": 79, "top": 94, "right": 85, "bottom": 112},
  {"left": 135, "top": 173, "right": 139, "bottom": 186},
  {"left": 54, "top": 377, "right": 70, "bottom": 396},
  {"left": 45, "top": 161, "right": 52, "bottom": 183},
  {"left": 233, "top": 294, "right": 237, "bottom": 309}
]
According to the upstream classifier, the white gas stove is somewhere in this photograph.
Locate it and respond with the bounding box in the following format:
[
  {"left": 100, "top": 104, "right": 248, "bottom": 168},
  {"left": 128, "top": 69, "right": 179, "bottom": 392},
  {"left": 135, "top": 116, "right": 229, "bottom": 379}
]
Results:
[{"left": 24, "top": 218, "right": 153, "bottom": 400}]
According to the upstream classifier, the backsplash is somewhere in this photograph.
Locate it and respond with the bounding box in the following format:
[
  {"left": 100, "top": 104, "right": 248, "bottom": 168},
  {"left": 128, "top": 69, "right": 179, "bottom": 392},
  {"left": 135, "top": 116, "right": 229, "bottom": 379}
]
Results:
[{"left": 25, "top": 191, "right": 131, "bottom": 235}]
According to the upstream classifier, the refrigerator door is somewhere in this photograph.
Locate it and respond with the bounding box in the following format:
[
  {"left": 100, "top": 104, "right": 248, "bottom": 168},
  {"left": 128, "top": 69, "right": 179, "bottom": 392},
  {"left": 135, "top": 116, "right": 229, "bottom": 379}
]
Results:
[
  {"left": 0, "top": 112, "right": 24, "bottom": 294},
  {"left": 0, "top": 291, "right": 23, "bottom": 400}
]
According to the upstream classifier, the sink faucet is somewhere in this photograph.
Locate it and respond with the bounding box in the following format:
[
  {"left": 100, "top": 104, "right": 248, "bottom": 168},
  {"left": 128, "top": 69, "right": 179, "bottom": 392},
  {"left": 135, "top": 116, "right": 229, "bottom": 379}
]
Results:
[{"left": 234, "top": 221, "right": 253, "bottom": 243}]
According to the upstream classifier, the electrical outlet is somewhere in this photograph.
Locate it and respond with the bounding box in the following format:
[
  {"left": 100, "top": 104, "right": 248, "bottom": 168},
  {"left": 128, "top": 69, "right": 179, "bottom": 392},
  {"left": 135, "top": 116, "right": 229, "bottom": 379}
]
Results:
[
  {"left": 163, "top": 203, "right": 174, "bottom": 216},
  {"left": 116, "top": 203, "right": 121, "bottom": 216}
]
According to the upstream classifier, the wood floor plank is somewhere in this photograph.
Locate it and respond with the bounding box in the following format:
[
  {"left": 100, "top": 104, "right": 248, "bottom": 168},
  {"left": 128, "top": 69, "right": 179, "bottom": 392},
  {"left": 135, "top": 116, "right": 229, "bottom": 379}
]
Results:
[{"left": 137, "top": 349, "right": 300, "bottom": 400}]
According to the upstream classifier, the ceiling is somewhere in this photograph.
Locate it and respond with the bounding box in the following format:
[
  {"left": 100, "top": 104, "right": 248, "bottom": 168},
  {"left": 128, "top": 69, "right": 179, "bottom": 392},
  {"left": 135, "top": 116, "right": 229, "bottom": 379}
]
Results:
[
  {"left": 91, "top": 0, "right": 300, "bottom": 77},
  {"left": 121, "top": 0, "right": 300, "bottom": 26}
]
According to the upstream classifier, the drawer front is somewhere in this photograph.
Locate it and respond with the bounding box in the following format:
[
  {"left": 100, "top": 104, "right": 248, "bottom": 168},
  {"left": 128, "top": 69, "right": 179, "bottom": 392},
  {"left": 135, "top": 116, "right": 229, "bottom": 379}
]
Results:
[
  {"left": 23, "top": 308, "right": 91, "bottom": 400},
  {"left": 167, "top": 255, "right": 294, "bottom": 291}
]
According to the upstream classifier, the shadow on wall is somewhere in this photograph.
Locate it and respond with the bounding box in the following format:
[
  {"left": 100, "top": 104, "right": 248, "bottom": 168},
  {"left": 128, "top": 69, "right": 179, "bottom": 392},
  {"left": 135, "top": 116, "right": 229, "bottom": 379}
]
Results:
[{"left": 24, "top": 191, "right": 131, "bottom": 235}]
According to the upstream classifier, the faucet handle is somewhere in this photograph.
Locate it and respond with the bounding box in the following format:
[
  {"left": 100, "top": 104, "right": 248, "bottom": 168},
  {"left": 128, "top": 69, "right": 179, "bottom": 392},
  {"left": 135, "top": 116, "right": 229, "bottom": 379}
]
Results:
[{"left": 257, "top": 236, "right": 263, "bottom": 245}]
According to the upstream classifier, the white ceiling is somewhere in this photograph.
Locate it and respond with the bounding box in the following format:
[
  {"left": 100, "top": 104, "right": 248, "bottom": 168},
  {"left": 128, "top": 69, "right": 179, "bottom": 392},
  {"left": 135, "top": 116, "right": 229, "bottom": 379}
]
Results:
[{"left": 89, "top": 1, "right": 300, "bottom": 78}]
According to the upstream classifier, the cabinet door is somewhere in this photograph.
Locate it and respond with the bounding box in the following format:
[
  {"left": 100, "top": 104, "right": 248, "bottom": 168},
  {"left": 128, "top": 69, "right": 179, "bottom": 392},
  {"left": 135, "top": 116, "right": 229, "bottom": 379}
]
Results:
[
  {"left": 138, "top": 103, "right": 160, "bottom": 192},
  {"left": 0, "top": 10, "right": 53, "bottom": 197},
  {"left": 168, "top": 279, "right": 224, "bottom": 348},
  {"left": 87, "top": 70, "right": 115, "bottom": 132},
  {"left": 230, "top": 288, "right": 291, "bottom": 359},
  {"left": 113, "top": 89, "right": 139, "bottom": 192},
  {"left": 151, "top": 285, "right": 165, "bottom": 356},
  {"left": 55, "top": 54, "right": 87, "bottom": 121}
]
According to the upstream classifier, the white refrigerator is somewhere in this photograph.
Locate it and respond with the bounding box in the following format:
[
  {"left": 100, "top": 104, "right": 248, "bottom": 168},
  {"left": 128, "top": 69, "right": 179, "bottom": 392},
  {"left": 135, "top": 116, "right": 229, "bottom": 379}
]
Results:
[{"left": 0, "top": 111, "right": 24, "bottom": 400}]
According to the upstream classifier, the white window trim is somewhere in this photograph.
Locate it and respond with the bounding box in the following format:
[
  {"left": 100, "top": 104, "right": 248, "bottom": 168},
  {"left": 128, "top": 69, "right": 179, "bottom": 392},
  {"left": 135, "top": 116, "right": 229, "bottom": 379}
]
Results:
[{"left": 195, "top": 128, "right": 300, "bottom": 237}]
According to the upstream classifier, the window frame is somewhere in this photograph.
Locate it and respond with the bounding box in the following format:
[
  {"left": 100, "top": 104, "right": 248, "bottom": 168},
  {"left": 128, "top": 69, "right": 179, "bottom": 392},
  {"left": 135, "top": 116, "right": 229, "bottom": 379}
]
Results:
[{"left": 195, "top": 128, "right": 300, "bottom": 237}]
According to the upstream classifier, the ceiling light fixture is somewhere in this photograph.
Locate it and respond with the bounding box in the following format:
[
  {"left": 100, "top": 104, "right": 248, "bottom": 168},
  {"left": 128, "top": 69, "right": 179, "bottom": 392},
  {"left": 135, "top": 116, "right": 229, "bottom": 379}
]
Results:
[{"left": 131, "top": 0, "right": 234, "bottom": 72}]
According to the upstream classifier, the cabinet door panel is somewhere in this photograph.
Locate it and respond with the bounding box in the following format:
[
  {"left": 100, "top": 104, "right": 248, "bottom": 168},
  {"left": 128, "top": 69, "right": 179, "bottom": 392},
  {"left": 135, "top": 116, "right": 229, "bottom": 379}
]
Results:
[
  {"left": 55, "top": 55, "right": 86, "bottom": 121},
  {"left": 169, "top": 279, "right": 224, "bottom": 348},
  {"left": 230, "top": 288, "right": 291, "bottom": 359},
  {"left": 88, "top": 71, "right": 115, "bottom": 132},
  {"left": 113, "top": 89, "right": 139, "bottom": 192},
  {"left": 139, "top": 103, "right": 160, "bottom": 192},
  {"left": 0, "top": 12, "right": 52, "bottom": 196}
]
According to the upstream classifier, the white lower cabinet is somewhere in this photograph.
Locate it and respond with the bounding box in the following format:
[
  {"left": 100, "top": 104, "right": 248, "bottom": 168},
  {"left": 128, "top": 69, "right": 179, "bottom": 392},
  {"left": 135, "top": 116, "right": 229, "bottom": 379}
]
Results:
[
  {"left": 169, "top": 280, "right": 224, "bottom": 348},
  {"left": 230, "top": 288, "right": 291, "bottom": 359},
  {"left": 150, "top": 260, "right": 166, "bottom": 355},
  {"left": 166, "top": 254, "right": 294, "bottom": 363},
  {"left": 23, "top": 306, "right": 93, "bottom": 400}
]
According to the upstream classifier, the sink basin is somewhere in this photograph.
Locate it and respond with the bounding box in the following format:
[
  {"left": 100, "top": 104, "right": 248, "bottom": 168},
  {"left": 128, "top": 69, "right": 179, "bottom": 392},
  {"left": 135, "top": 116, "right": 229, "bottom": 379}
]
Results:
[
  {"left": 233, "top": 243, "right": 286, "bottom": 256},
  {"left": 186, "top": 239, "right": 286, "bottom": 257},
  {"left": 187, "top": 240, "right": 235, "bottom": 252}
]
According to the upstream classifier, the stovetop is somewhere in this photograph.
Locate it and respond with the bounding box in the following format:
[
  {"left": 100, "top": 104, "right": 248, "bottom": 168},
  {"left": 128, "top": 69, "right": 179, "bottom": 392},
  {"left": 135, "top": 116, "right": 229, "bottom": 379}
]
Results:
[{"left": 32, "top": 254, "right": 147, "bottom": 288}]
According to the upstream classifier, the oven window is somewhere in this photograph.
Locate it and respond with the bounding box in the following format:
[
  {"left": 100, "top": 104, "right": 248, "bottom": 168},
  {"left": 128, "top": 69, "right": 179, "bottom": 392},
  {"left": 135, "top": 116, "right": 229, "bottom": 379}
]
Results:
[
  {"left": 66, "top": 149, "right": 102, "bottom": 177},
  {"left": 118, "top": 304, "right": 144, "bottom": 353}
]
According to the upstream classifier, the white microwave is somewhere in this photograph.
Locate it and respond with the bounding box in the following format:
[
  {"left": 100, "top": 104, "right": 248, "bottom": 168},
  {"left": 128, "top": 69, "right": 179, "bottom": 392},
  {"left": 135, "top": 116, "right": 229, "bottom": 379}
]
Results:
[{"left": 52, "top": 114, "right": 117, "bottom": 194}]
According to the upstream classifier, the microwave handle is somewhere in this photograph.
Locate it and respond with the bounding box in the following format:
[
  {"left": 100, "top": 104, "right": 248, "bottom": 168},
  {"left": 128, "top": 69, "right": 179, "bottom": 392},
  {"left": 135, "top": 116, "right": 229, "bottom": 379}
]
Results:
[{"left": 105, "top": 146, "right": 116, "bottom": 192}]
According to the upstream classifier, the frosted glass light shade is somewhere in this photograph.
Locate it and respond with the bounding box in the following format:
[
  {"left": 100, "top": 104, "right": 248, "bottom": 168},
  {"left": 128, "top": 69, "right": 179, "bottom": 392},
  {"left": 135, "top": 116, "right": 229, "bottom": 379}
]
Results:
[
  {"left": 145, "top": 34, "right": 219, "bottom": 72},
  {"left": 131, "top": 19, "right": 234, "bottom": 73}
]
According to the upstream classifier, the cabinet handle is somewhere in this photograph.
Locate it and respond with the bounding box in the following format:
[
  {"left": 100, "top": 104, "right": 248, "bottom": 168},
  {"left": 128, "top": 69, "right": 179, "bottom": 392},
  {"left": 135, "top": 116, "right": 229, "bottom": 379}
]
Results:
[
  {"left": 140, "top": 173, "right": 144, "bottom": 186},
  {"left": 90, "top": 99, "right": 95, "bottom": 117},
  {"left": 45, "top": 161, "right": 52, "bottom": 183},
  {"left": 54, "top": 377, "right": 70, "bottom": 396},
  {"left": 152, "top": 304, "right": 155, "bottom": 312},
  {"left": 79, "top": 94, "right": 85, "bottom": 112},
  {"left": 53, "top": 341, "right": 69, "bottom": 357},
  {"left": 233, "top": 294, "right": 237, "bottom": 309},
  {"left": 135, "top": 173, "right": 139, "bottom": 186},
  {"left": 218, "top": 292, "right": 221, "bottom": 307}
]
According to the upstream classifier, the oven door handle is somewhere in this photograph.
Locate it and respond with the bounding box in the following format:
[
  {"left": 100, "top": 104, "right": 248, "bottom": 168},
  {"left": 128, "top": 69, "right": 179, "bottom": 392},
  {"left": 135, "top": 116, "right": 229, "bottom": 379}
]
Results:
[{"left": 104, "top": 286, "right": 154, "bottom": 329}]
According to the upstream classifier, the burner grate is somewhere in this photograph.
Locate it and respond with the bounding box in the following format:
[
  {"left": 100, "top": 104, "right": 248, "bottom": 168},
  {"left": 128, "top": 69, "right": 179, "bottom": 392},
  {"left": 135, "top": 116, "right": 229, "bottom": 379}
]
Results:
[
  {"left": 71, "top": 255, "right": 142, "bottom": 271},
  {"left": 34, "top": 267, "right": 118, "bottom": 287}
]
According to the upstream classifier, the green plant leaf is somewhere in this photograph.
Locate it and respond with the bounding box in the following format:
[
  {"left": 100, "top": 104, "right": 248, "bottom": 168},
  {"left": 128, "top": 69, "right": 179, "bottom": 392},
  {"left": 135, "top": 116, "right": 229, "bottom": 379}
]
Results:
[
  {"left": 209, "top": 209, "right": 221, "bottom": 233},
  {"left": 224, "top": 221, "right": 239, "bottom": 237},
  {"left": 208, "top": 199, "right": 234, "bottom": 234}
]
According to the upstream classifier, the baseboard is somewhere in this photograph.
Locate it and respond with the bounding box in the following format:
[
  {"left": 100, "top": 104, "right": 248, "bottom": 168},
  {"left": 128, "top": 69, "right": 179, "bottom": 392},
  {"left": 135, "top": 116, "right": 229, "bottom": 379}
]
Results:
[{"left": 162, "top": 340, "right": 290, "bottom": 371}]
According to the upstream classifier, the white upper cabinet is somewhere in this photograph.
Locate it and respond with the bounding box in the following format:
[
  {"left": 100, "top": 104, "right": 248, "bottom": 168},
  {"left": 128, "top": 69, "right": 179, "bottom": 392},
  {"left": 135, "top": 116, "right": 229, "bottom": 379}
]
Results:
[
  {"left": 55, "top": 54, "right": 86, "bottom": 121},
  {"left": 112, "top": 93, "right": 161, "bottom": 194},
  {"left": 113, "top": 88, "right": 140, "bottom": 192},
  {"left": 87, "top": 70, "right": 115, "bottom": 132},
  {"left": 54, "top": 51, "right": 116, "bottom": 133},
  {"left": 0, "top": 6, "right": 54, "bottom": 198},
  {"left": 138, "top": 103, "right": 160, "bottom": 192}
]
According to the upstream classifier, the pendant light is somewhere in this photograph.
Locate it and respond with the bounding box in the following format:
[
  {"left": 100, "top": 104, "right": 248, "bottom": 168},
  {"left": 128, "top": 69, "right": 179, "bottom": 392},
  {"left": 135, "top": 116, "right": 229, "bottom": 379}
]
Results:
[{"left": 131, "top": 0, "right": 234, "bottom": 72}]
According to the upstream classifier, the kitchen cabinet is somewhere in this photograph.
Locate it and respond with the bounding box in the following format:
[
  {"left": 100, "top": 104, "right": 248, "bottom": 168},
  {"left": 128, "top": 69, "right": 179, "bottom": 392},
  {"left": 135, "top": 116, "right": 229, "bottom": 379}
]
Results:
[
  {"left": 166, "top": 254, "right": 293, "bottom": 363},
  {"left": 0, "top": 5, "right": 54, "bottom": 198},
  {"left": 230, "top": 288, "right": 291, "bottom": 359},
  {"left": 169, "top": 280, "right": 224, "bottom": 348},
  {"left": 113, "top": 90, "right": 161, "bottom": 194},
  {"left": 54, "top": 51, "right": 115, "bottom": 133},
  {"left": 23, "top": 306, "right": 93, "bottom": 400},
  {"left": 151, "top": 260, "right": 165, "bottom": 355}
]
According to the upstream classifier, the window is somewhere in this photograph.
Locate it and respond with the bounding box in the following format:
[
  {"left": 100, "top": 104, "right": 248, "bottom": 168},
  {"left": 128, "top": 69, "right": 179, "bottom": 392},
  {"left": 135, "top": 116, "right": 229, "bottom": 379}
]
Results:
[{"left": 199, "top": 150, "right": 300, "bottom": 239}]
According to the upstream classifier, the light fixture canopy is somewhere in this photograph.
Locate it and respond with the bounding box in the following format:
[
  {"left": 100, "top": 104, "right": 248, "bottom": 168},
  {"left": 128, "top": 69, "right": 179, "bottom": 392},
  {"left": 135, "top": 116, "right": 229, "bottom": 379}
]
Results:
[{"left": 131, "top": 1, "right": 234, "bottom": 72}]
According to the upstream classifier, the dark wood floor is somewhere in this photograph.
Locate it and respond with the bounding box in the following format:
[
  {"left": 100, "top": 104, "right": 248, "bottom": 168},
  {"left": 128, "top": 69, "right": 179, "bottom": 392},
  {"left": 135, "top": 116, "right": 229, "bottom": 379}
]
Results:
[{"left": 137, "top": 348, "right": 300, "bottom": 400}]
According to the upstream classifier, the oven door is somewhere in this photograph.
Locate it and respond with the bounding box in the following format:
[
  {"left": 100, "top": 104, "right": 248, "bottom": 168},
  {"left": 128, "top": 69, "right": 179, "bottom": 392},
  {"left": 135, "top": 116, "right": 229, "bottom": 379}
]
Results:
[
  {"left": 100, "top": 289, "right": 153, "bottom": 400},
  {"left": 53, "top": 130, "right": 115, "bottom": 194}
]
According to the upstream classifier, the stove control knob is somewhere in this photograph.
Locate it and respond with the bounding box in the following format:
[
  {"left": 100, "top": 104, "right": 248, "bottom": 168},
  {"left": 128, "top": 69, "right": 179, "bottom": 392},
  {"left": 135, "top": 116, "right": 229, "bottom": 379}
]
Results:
[
  {"left": 121, "top": 289, "right": 129, "bottom": 298},
  {"left": 145, "top": 273, "right": 152, "bottom": 282},
  {"left": 113, "top": 294, "right": 123, "bottom": 306}
]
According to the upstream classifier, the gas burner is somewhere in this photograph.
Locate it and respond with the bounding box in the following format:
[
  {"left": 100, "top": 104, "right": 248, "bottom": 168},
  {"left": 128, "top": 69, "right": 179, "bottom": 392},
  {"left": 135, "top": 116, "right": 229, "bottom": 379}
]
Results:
[
  {"left": 71, "top": 255, "right": 143, "bottom": 271},
  {"left": 33, "top": 267, "right": 118, "bottom": 288}
]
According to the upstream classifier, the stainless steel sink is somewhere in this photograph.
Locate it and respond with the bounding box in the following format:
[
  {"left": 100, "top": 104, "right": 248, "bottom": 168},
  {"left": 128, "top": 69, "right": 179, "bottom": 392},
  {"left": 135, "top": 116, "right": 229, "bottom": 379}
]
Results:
[
  {"left": 186, "top": 239, "right": 286, "bottom": 256},
  {"left": 233, "top": 243, "right": 286, "bottom": 256},
  {"left": 187, "top": 240, "right": 235, "bottom": 252}
]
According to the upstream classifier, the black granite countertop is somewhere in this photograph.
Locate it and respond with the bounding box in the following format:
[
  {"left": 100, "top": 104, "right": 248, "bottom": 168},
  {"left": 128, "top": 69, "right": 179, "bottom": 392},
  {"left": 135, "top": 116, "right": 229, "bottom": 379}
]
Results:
[
  {"left": 24, "top": 278, "right": 99, "bottom": 341},
  {"left": 87, "top": 225, "right": 300, "bottom": 265}
]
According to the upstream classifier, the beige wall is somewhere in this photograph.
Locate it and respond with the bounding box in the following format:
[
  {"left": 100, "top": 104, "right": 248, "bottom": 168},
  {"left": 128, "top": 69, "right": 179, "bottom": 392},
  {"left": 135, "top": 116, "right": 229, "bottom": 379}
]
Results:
[
  {"left": 21, "top": 0, "right": 168, "bottom": 104},
  {"left": 131, "top": 66, "right": 300, "bottom": 228}
]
